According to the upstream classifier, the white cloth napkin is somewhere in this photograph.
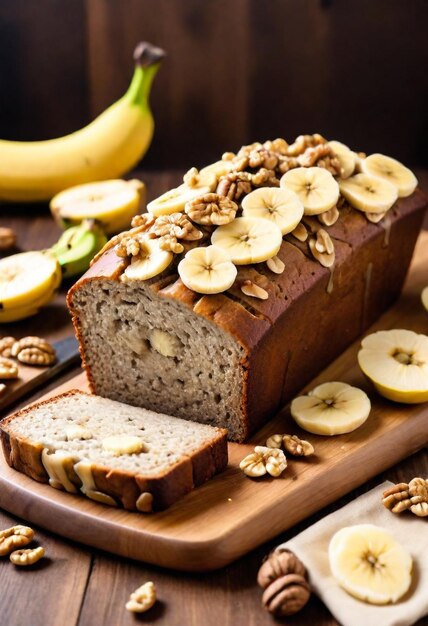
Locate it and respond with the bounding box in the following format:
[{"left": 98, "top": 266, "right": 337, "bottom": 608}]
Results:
[{"left": 277, "top": 482, "right": 428, "bottom": 626}]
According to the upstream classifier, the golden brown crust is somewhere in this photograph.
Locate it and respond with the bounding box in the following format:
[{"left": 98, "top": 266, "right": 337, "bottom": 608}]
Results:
[
  {"left": 67, "top": 191, "right": 428, "bottom": 440},
  {"left": 0, "top": 390, "right": 228, "bottom": 512}
]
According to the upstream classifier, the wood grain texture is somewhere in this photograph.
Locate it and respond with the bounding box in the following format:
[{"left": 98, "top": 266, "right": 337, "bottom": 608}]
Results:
[
  {"left": 1, "top": 232, "right": 427, "bottom": 572},
  {"left": 0, "top": 508, "right": 92, "bottom": 626},
  {"left": 0, "top": 0, "right": 89, "bottom": 141},
  {"left": 1, "top": 1, "right": 428, "bottom": 168}
]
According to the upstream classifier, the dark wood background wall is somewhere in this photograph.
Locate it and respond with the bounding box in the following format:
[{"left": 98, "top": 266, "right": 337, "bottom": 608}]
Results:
[{"left": 0, "top": 0, "right": 427, "bottom": 170}]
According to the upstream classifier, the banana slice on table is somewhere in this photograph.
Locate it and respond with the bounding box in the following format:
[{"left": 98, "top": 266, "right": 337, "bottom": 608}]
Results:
[
  {"left": 361, "top": 153, "right": 417, "bottom": 197},
  {"left": 328, "top": 140, "right": 356, "bottom": 178},
  {"left": 358, "top": 329, "right": 428, "bottom": 403},
  {"left": 290, "top": 381, "right": 371, "bottom": 435},
  {"left": 0, "top": 251, "right": 61, "bottom": 311},
  {"left": 422, "top": 286, "right": 428, "bottom": 312},
  {"left": 121, "top": 238, "right": 173, "bottom": 282},
  {"left": 50, "top": 179, "right": 145, "bottom": 235},
  {"left": 241, "top": 187, "right": 304, "bottom": 235},
  {"left": 178, "top": 245, "right": 237, "bottom": 294},
  {"left": 280, "top": 167, "right": 339, "bottom": 215},
  {"left": 211, "top": 217, "right": 282, "bottom": 264},
  {"left": 329, "top": 524, "right": 412, "bottom": 605},
  {"left": 339, "top": 173, "right": 398, "bottom": 214},
  {"left": 147, "top": 173, "right": 217, "bottom": 217}
]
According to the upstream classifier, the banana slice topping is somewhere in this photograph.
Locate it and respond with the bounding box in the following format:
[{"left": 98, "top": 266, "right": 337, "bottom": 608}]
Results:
[
  {"left": 241, "top": 187, "right": 304, "bottom": 235},
  {"left": 178, "top": 245, "right": 237, "bottom": 294},
  {"left": 339, "top": 173, "right": 398, "bottom": 214},
  {"left": 280, "top": 167, "right": 339, "bottom": 215},
  {"left": 290, "top": 381, "right": 371, "bottom": 435},
  {"left": 211, "top": 217, "right": 282, "bottom": 264},
  {"left": 328, "top": 140, "right": 356, "bottom": 179},
  {"left": 121, "top": 238, "right": 173, "bottom": 282},
  {"left": 147, "top": 173, "right": 217, "bottom": 216},
  {"left": 361, "top": 153, "right": 417, "bottom": 198}
]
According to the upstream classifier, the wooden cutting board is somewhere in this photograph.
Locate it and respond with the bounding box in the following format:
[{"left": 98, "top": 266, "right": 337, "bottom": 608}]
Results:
[{"left": 0, "top": 234, "right": 427, "bottom": 572}]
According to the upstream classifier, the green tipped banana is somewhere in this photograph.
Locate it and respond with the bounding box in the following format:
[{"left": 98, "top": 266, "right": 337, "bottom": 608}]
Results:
[{"left": 51, "top": 220, "right": 107, "bottom": 278}]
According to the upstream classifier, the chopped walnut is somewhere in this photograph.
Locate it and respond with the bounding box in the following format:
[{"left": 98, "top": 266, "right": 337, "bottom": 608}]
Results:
[
  {"left": 318, "top": 206, "right": 340, "bottom": 226},
  {"left": 126, "top": 581, "right": 157, "bottom": 613},
  {"left": 382, "top": 478, "right": 428, "bottom": 517},
  {"left": 216, "top": 171, "right": 252, "bottom": 201},
  {"left": 130, "top": 213, "right": 156, "bottom": 230},
  {"left": 116, "top": 235, "right": 143, "bottom": 258},
  {"left": 0, "top": 357, "right": 18, "bottom": 379},
  {"left": 251, "top": 168, "right": 280, "bottom": 187},
  {"left": 266, "top": 434, "right": 314, "bottom": 456},
  {"left": 222, "top": 151, "right": 235, "bottom": 161},
  {"left": 248, "top": 148, "right": 279, "bottom": 171},
  {"left": 236, "top": 142, "right": 263, "bottom": 158},
  {"left": 241, "top": 280, "right": 269, "bottom": 300},
  {"left": 11, "top": 337, "right": 56, "bottom": 366},
  {"left": 263, "top": 138, "right": 289, "bottom": 155},
  {"left": 0, "top": 336, "right": 16, "bottom": 358},
  {"left": 183, "top": 166, "right": 200, "bottom": 187},
  {"left": 185, "top": 193, "right": 238, "bottom": 226},
  {"left": 240, "top": 446, "right": 287, "bottom": 478},
  {"left": 10, "top": 546, "right": 45, "bottom": 566},
  {"left": 277, "top": 155, "right": 300, "bottom": 174},
  {"left": 309, "top": 229, "right": 335, "bottom": 268},
  {"left": 0, "top": 532, "right": 32, "bottom": 556},
  {"left": 152, "top": 213, "right": 202, "bottom": 241},
  {"left": 297, "top": 144, "right": 332, "bottom": 167},
  {"left": 287, "top": 134, "right": 326, "bottom": 157},
  {"left": 282, "top": 434, "right": 314, "bottom": 457},
  {"left": 316, "top": 155, "right": 343, "bottom": 177},
  {"left": 296, "top": 144, "right": 342, "bottom": 176}
]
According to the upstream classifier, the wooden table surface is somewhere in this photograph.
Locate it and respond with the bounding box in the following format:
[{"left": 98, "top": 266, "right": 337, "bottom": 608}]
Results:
[{"left": 1, "top": 169, "right": 427, "bottom": 626}]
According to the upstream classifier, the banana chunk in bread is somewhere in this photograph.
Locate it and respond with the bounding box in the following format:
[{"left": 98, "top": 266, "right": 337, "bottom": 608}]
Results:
[{"left": 0, "top": 390, "right": 228, "bottom": 512}]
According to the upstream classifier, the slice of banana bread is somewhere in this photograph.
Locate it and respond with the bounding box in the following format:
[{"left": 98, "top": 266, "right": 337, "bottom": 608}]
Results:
[{"left": 0, "top": 390, "right": 228, "bottom": 512}]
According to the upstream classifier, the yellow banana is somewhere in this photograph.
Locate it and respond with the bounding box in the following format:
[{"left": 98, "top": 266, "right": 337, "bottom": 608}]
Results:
[{"left": 0, "top": 42, "right": 165, "bottom": 202}]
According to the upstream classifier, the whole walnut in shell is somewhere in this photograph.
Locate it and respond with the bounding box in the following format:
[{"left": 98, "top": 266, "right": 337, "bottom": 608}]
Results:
[{"left": 257, "top": 548, "right": 311, "bottom": 617}]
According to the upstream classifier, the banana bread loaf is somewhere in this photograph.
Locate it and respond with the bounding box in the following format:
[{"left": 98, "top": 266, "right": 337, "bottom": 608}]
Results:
[
  {"left": 0, "top": 390, "right": 228, "bottom": 511},
  {"left": 67, "top": 136, "right": 427, "bottom": 442}
]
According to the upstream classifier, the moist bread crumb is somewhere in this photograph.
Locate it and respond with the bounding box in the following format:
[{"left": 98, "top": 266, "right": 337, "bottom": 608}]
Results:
[{"left": 0, "top": 390, "right": 228, "bottom": 512}]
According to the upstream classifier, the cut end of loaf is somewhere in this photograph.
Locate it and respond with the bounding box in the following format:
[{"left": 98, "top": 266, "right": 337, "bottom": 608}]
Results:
[{"left": 68, "top": 279, "right": 249, "bottom": 441}]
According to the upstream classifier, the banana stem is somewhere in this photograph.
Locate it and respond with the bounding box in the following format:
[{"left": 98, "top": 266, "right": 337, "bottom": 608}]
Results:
[{"left": 126, "top": 42, "right": 166, "bottom": 108}]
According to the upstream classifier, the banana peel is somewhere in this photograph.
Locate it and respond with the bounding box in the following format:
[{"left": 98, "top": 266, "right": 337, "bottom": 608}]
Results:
[{"left": 51, "top": 219, "right": 107, "bottom": 278}]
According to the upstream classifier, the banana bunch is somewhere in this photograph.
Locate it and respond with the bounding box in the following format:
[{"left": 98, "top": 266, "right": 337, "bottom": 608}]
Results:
[
  {"left": 329, "top": 524, "right": 412, "bottom": 605},
  {"left": 51, "top": 220, "right": 107, "bottom": 279},
  {"left": 0, "top": 251, "right": 61, "bottom": 323},
  {"left": 0, "top": 42, "right": 165, "bottom": 203}
]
